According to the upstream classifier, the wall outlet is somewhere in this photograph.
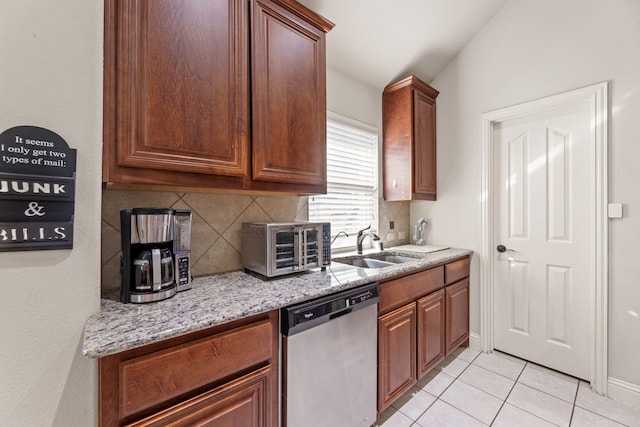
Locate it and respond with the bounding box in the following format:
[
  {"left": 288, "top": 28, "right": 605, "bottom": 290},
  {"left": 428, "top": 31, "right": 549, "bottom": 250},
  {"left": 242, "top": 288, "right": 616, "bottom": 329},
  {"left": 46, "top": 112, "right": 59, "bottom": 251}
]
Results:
[{"left": 389, "top": 221, "right": 395, "bottom": 230}]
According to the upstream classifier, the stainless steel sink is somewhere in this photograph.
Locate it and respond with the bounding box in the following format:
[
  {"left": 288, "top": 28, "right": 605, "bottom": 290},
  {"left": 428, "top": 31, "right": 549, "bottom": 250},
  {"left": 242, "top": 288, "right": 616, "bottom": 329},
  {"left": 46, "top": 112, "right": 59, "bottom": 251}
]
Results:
[
  {"left": 365, "top": 253, "right": 419, "bottom": 264},
  {"left": 332, "top": 252, "right": 420, "bottom": 269},
  {"left": 336, "top": 258, "right": 395, "bottom": 269}
]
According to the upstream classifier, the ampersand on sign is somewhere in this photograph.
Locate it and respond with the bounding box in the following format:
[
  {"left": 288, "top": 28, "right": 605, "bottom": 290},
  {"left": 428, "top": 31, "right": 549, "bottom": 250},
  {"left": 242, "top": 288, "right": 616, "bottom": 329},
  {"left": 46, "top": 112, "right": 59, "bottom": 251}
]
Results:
[{"left": 24, "top": 201, "right": 46, "bottom": 217}]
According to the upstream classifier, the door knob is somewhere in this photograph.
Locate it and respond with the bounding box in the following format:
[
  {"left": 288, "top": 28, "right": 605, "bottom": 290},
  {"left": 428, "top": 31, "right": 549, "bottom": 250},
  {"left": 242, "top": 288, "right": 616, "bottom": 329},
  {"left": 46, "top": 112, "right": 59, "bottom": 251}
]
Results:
[{"left": 496, "top": 245, "right": 515, "bottom": 253}]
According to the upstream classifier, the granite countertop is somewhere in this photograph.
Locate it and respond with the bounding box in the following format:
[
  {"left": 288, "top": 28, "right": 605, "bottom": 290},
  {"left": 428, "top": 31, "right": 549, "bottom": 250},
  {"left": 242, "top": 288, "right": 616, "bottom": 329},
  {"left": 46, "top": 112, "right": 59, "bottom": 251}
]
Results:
[{"left": 82, "top": 246, "right": 472, "bottom": 358}]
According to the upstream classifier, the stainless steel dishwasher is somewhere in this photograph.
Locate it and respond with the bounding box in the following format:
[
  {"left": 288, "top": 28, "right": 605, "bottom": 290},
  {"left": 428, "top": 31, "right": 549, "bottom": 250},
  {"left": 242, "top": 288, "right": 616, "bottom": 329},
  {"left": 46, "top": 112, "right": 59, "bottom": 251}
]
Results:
[{"left": 281, "top": 282, "right": 379, "bottom": 427}]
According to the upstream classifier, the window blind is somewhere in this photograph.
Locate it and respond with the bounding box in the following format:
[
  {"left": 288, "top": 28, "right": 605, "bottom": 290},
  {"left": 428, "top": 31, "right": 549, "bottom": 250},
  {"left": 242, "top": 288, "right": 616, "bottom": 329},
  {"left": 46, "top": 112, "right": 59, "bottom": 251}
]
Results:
[{"left": 309, "top": 112, "right": 378, "bottom": 249}]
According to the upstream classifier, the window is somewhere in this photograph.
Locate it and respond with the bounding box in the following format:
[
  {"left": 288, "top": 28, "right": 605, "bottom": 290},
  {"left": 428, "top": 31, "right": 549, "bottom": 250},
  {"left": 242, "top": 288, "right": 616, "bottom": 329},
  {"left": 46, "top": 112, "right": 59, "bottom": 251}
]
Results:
[{"left": 309, "top": 112, "right": 378, "bottom": 250}]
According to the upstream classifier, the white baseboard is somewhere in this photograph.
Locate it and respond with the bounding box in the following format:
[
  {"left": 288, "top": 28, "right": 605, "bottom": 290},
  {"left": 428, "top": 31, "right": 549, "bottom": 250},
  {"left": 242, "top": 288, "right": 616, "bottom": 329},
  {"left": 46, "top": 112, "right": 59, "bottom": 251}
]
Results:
[
  {"left": 608, "top": 377, "right": 640, "bottom": 409},
  {"left": 469, "top": 332, "right": 481, "bottom": 351}
]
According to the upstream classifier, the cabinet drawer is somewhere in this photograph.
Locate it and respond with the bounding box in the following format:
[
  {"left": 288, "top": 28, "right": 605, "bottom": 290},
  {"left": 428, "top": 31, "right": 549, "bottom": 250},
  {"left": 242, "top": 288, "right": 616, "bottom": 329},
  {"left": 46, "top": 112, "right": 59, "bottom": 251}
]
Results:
[
  {"left": 445, "top": 257, "right": 470, "bottom": 285},
  {"left": 125, "top": 365, "right": 273, "bottom": 426},
  {"left": 379, "top": 267, "right": 444, "bottom": 314},
  {"left": 119, "top": 319, "right": 273, "bottom": 418}
]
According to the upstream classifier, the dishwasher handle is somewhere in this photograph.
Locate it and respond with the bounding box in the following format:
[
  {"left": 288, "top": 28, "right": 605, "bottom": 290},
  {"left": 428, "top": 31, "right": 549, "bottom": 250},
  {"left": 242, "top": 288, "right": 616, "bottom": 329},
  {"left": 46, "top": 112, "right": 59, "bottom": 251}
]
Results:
[
  {"left": 281, "top": 282, "right": 379, "bottom": 336},
  {"left": 329, "top": 307, "right": 353, "bottom": 320}
]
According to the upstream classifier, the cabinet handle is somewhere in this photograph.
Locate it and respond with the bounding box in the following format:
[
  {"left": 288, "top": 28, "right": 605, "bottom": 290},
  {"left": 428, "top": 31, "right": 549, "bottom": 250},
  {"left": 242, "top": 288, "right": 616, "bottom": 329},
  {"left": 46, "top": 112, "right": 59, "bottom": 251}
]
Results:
[{"left": 496, "top": 245, "right": 515, "bottom": 253}]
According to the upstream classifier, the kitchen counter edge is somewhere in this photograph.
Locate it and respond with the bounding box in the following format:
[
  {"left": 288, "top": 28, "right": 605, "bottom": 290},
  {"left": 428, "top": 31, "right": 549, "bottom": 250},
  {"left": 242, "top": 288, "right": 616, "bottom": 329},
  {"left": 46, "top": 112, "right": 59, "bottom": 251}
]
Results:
[{"left": 82, "top": 247, "right": 472, "bottom": 358}]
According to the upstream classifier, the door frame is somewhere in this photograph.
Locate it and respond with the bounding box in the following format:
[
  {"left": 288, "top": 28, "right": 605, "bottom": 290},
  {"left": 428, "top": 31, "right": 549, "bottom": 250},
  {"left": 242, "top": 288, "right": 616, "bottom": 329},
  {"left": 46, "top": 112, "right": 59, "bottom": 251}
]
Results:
[{"left": 479, "top": 82, "right": 609, "bottom": 394}]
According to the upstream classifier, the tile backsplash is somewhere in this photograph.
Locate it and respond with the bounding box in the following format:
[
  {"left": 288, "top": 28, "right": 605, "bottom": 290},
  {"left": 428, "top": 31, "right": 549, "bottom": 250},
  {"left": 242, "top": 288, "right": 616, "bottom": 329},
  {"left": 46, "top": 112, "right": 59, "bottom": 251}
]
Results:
[{"left": 101, "top": 190, "right": 409, "bottom": 298}]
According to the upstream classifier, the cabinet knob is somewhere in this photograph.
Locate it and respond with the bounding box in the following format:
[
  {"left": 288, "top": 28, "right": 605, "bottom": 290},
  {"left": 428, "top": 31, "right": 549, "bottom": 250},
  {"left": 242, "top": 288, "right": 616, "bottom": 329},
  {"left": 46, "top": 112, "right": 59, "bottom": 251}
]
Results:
[{"left": 392, "top": 179, "right": 398, "bottom": 188}]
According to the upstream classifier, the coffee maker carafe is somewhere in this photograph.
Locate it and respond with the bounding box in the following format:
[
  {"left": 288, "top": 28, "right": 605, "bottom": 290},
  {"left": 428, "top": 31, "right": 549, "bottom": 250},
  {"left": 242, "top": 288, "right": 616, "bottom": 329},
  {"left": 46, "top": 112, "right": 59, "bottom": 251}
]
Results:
[{"left": 120, "top": 208, "right": 177, "bottom": 303}]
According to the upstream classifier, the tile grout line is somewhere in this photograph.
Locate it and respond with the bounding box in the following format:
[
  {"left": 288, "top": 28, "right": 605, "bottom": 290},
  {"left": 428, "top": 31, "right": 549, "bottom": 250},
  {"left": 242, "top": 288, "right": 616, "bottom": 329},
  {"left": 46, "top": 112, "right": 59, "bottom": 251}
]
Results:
[
  {"left": 488, "top": 359, "right": 528, "bottom": 426},
  {"left": 573, "top": 389, "right": 634, "bottom": 427},
  {"left": 406, "top": 351, "right": 636, "bottom": 427},
  {"left": 496, "top": 359, "right": 587, "bottom": 427},
  {"left": 568, "top": 378, "right": 580, "bottom": 426},
  {"left": 401, "top": 349, "right": 480, "bottom": 426},
  {"left": 432, "top": 350, "right": 493, "bottom": 426}
]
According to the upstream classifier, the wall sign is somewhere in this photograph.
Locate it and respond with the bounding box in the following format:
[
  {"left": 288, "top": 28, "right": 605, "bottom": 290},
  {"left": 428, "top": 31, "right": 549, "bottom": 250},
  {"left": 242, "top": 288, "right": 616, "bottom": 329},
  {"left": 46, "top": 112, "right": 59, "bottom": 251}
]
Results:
[{"left": 0, "top": 126, "right": 77, "bottom": 251}]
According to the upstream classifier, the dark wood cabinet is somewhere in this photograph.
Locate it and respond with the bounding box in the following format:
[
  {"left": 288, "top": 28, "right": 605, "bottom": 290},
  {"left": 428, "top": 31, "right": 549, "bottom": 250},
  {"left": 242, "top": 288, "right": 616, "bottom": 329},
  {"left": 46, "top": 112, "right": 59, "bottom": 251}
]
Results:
[
  {"left": 446, "top": 278, "right": 470, "bottom": 354},
  {"left": 127, "top": 365, "right": 272, "bottom": 426},
  {"left": 377, "top": 256, "right": 470, "bottom": 412},
  {"left": 378, "top": 303, "right": 416, "bottom": 411},
  {"left": 103, "top": 0, "right": 333, "bottom": 194},
  {"left": 444, "top": 256, "right": 470, "bottom": 353},
  {"left": 251, "top": 0, "right": 328, "bottom": 188},
  {"left": 383, "top": 75, "right": 439, "bottom": 201},
  {"left": 99, "top": 311, "right": 279, "bottom": 427},
  {"left": 417, "top": 289, "right": 446, "bottom": 378}
]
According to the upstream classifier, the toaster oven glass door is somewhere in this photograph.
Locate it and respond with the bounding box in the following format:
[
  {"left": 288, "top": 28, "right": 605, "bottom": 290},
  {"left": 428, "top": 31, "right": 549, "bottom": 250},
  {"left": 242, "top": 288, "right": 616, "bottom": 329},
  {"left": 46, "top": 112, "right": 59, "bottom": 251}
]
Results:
[
  {"left": 275, "top": 230, "right": 295, "bottom": 270},
  {"left": 273, "top": 226, "right": 321, "bottom": 273}
]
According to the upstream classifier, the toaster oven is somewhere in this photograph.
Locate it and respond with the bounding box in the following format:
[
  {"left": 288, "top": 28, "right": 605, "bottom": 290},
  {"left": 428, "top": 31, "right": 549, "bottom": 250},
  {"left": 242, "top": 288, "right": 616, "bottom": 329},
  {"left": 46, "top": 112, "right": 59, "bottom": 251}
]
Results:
[{"left": 241, "top": 222, "right": 331, "bottom": 278}]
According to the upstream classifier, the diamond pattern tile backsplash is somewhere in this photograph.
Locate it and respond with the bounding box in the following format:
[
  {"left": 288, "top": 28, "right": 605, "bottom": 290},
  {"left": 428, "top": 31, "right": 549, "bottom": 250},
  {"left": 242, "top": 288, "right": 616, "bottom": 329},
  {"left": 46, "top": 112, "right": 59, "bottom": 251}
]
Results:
[{"left": 101, "top": 190, "right": 409, "bottom": 298}]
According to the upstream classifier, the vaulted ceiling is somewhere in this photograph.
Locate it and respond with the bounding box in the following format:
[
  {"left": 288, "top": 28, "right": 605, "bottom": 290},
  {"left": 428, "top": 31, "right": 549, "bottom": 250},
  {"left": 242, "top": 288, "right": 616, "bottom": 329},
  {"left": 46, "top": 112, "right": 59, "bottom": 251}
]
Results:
[{"left": 297, "top": 0, "right": 508, "bottom": 90}]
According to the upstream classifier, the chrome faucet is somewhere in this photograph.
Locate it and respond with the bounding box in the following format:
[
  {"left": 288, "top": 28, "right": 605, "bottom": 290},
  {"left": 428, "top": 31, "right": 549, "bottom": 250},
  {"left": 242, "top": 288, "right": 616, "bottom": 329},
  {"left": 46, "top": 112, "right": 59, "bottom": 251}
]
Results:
[{"left": 356, "top": 225, "right": 382, "bottom": 254}]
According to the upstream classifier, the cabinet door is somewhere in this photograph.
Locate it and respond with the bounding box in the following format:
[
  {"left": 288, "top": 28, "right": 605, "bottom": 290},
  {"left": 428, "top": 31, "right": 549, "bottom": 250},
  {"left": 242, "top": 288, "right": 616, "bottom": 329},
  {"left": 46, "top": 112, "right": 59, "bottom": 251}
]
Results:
[
  {"left": 105, "top": 0, "right": 250, "bottom": 183},
  {"left": 378, "top": 303, "right": 416, "bottom": 411},
  {"left": 383, "top": 75, "right": 439, "bottom": 201},
  {"left": 417, "top": 289, "right": 445, "bottom": 378},
  {"left": 413, "top": 89, "right": 437, "bottom": 199},
  {"left": 382, "top": 83, "right": 413, "bottom": 201},
  {"left": 127, "top": 365, "right": 273, "bottom": 427},
  {"left": 445, "top": 278, "right": 470, "bottom": 354},
  {"left": 251, "top": 0, "right": 327, "bottom": 188}
]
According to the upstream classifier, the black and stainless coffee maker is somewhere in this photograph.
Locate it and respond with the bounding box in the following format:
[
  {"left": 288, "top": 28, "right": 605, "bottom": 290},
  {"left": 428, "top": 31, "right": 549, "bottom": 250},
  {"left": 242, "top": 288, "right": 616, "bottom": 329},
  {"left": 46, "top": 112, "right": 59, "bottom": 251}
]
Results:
[
  {"left": 120, "top": 208, "right": 178, "bottom": 303},
  {"left": 173, "top": 209, "right": 192, "bottom": 292}
]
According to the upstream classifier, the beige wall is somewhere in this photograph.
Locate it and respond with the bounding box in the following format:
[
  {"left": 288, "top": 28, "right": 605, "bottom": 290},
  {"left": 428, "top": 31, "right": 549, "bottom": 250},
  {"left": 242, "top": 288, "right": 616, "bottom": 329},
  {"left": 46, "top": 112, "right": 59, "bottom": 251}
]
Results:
[
  {"left": 0, "top": 0, "right": 102, "bottom": 425},
  {"left": 412, "top": 0, "right": 640, "bottom": 405}
]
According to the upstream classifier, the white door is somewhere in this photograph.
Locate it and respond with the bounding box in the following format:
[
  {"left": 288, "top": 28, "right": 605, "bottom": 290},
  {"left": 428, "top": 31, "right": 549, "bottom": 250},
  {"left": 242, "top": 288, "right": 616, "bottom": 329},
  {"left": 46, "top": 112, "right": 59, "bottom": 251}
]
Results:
[{"left": 493, "top": 101, "right": 593, "bottom": 380}]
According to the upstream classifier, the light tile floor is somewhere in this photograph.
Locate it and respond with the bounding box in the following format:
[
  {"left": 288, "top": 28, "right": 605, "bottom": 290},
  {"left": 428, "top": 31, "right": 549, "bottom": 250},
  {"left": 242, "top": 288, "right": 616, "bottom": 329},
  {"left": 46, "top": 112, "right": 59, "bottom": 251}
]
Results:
[{"left": 374, "top": 348, "right": 640, "bottom": 427}]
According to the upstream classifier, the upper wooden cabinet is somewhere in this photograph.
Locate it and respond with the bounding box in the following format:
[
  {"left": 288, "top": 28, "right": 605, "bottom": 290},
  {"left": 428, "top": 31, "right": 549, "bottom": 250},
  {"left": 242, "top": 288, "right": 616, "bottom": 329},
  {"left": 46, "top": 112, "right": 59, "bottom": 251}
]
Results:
[
  {"left": 251, "top": 0, "right": 329, "bottom": 187},
  {"left": 103, "top": 0, "right": 333, "bottom": 194},
  {"left": 383, "top": 75, "right": 439, "bottom": 201}
]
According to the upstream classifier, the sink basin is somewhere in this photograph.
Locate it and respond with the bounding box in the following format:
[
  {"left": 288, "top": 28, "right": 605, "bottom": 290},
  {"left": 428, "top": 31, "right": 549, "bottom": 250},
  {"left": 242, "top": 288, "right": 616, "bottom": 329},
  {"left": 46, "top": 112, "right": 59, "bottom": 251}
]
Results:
[
  {"left": 365, "top": 253, "right": 419, "bottom": 264},
  {"left": 332, "top": 252, "right": 420, "bottom": 269},
  {"left": 336, "top": 258, "right": 395, "bottom": 269}
]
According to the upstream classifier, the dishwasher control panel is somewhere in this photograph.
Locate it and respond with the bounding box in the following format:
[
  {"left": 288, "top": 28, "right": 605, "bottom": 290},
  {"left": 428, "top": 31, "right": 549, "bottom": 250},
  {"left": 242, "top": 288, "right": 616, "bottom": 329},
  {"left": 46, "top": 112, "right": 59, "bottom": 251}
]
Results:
[
  {"left": 281, "top": 282, "right": 379, "bottom": 336},
  {"left": 348, "top": 288, "right": 377, "bottom": 306}
]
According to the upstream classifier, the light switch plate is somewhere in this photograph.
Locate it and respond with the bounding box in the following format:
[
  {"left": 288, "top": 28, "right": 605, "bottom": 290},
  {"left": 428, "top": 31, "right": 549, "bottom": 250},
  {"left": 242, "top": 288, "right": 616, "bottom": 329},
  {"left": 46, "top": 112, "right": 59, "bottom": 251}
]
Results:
[{"left": 608, "top": 203, "right": 623, "bottom": 219}]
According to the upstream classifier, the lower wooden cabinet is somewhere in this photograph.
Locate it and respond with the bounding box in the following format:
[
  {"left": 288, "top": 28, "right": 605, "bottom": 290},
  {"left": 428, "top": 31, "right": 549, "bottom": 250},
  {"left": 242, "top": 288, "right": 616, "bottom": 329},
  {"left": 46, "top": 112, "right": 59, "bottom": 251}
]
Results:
[
  {"left": 377, "top": 256, "right": 470, "bottom": 412},
  {"left": 99, "top": 311, "right": 278, "bottom": 427},
  {"left": 127, "top": 365, "right": 273, "bottom": 427},
  {"left": 446, "top": 278, "right": 470, "bottom": 354},
  {"left": 378, "top": 303, "right": 417, "bottom": 410},
  {"left": 417, "top": 289, "right": 446, "bottom": 378}
]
